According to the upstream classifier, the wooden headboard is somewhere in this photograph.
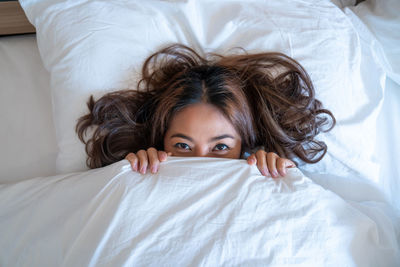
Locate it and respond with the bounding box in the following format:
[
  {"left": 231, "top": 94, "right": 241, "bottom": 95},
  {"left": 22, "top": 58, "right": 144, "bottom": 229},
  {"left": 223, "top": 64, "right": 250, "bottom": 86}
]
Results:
[{"left": 0, "top": 1, "right": 35, "bottom": 35}]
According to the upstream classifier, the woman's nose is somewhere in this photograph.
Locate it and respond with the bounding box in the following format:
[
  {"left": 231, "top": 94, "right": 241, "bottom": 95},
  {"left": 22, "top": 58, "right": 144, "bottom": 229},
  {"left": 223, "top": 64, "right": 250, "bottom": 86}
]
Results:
[{"left": 194, "top": 147, "right": 209, "bottom": 157}]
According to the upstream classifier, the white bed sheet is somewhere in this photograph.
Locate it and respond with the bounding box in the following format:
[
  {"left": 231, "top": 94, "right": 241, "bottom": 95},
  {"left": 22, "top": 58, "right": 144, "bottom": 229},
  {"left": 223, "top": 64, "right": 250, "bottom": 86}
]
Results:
[
  {"left": 1, "top": 158, "right": 399, "bottom": 266},
  {"left": 375, "top": 78, "right": 400, "bottom": 211},
  {"left": 341, "top": 0, "right": 400, "bottom": 211},
  {"left": 345, "top": 0, "right": 400, "bottom": 84},
  {"left": 0, "top": 34, "right": 57, "bottom": 182}
]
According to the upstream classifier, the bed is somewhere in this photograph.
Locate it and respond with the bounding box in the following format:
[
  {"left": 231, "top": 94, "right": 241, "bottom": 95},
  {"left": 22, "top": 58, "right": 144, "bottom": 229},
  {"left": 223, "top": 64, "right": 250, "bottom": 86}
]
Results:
[{"left": 0, "top": 0, "right": 399, "bottom": 266}]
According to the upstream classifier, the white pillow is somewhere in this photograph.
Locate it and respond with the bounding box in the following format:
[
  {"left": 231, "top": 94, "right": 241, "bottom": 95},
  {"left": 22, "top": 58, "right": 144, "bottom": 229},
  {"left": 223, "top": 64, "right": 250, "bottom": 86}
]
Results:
[
  {"left": 343, "top": 0, "right": 400, "bottom": 85},
  {"left": 19, "top": 0, "right": 385, "bottom": 181}
]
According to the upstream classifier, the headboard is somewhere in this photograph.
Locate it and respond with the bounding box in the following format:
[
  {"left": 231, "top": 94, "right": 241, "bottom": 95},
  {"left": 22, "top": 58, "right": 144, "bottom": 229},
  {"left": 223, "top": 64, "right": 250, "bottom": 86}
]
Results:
[{"left": 0, "top": 0, "right": 35, "bottom": 35}]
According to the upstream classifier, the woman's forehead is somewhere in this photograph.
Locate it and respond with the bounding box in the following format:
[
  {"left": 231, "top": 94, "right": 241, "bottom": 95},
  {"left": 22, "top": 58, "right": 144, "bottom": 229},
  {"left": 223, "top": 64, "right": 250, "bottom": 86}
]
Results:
[{"left": 166, "top": 103, "right": 240, "bottom": 138}]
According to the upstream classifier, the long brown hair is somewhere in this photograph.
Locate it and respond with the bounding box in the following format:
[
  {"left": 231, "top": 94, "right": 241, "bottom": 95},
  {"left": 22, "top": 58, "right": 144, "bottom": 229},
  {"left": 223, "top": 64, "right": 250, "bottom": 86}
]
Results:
[{"left": 76, "top": 44, "right": 335, "bottom": 168}]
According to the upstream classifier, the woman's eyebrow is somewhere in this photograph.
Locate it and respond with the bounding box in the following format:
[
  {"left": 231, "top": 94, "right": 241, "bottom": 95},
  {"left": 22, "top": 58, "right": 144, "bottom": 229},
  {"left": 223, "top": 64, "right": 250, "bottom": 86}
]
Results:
[
  {"left": 170, "top": 133, "right": 235, "bottom": 142},
  {"left": 209, "top": 134, "right": 235, "bottom": 142},
  {"left": 170, "top": 133, "right": 194, "bottom": 142}
]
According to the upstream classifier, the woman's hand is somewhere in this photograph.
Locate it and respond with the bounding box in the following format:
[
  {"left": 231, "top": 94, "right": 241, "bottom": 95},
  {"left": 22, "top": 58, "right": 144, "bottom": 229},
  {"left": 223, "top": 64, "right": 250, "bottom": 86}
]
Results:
[
  {"left": 247, "top": 150, "right": 295, "bottom": 178},
  {"left": 125, "top": 148, "right": 171, "bottom": 174}
]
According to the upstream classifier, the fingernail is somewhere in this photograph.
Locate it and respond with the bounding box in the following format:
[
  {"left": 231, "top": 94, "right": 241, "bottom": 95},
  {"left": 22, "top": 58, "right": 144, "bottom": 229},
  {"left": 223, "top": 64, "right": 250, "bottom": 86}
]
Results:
[
  {"left": 272, "top": 171, "right": 279, "bottom": 178},
  {"left": 133, "top": 163, "right": 138, "bottom": 172},
  {"left": 263, "top": 168, "right": 270, "bottom": 177},
  {"left": 151, "top": 166, "right": 157, "bottom": 174},
  {"left": 140, "top": 167, "right": 146, "bottom": 174}
]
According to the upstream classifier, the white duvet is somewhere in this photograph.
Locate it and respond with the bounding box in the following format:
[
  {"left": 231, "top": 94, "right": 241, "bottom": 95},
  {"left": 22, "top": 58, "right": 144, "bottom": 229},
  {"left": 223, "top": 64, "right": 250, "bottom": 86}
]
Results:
[{"left": 1, "top": 157, "right": 399, "bottom": 266}]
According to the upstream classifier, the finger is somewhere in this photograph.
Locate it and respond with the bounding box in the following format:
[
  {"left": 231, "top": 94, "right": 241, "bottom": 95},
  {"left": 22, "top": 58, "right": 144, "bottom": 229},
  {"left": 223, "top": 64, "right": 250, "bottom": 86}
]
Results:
[
  {"left": 246, "top": 153, "right": 257, "bottom": 165},
  {"left": 255, "top": 150, "right": 270, "bottom": 177},
  {"left": 286, "top": 160, "right": 296, "bottom": 168},
  {"left": 147, "top": 148, "right": 160, "bottom": 174},
  {"left": 158, "top": 151, "right": 169, "bottom": 162},
  {"left": 276, "top": 158, "right": 288, "bottom": 177},
  {"left": 125, "top": 152, "right": 139, "bottom": 172},
  {"left": 266, "top": 152, "right": 279, "bottom": 178},
  {"left": 277, "top": 158, "right": 296, "bottom": 177},
  {"left": 136, "top": 150, "right": 149, "bottom": 174}
]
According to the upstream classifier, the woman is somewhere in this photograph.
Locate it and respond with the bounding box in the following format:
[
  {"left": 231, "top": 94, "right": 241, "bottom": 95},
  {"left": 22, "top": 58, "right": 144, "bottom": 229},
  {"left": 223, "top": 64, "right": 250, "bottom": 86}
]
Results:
[{"left": 76, "top": 44, "right": 335, "bottom": 178}]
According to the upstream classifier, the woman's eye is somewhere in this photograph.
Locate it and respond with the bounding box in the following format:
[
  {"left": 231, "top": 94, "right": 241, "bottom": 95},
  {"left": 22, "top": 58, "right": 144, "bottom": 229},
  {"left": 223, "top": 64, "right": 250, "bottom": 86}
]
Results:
[
  {"left": 214, "top": 144, "right": 230, "bottom": 151},
  {"left": 174, "top": 143, "right": 191, "bottom": 150}
]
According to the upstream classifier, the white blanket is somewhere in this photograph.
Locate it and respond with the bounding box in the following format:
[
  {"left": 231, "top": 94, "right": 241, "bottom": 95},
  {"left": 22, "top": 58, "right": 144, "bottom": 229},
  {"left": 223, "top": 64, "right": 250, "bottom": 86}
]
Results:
[{"left": 1, "top": 157, "right": 399, "bottom": 266}]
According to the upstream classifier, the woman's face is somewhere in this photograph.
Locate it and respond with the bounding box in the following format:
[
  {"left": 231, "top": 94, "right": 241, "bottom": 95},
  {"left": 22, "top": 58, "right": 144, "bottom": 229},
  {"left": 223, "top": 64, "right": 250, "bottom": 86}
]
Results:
[{"left": 164, "top": 103, "right": 242, "bottom": 159}]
